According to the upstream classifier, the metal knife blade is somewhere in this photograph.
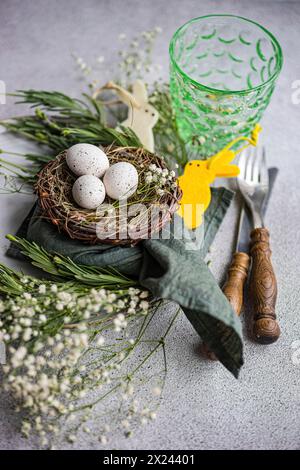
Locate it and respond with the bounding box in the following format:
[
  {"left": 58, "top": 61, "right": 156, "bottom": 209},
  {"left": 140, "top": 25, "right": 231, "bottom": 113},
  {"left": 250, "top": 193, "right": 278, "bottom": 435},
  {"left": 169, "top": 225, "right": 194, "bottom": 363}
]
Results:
[{"left": 236, "top": 167, "right": 278, "bottom": 253}]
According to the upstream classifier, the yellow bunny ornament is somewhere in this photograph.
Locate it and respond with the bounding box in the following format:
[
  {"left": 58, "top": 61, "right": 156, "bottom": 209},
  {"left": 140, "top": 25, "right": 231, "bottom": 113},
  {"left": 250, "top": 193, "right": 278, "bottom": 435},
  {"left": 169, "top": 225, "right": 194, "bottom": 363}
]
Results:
[{"left": 177, "top": 124, "right": 262, "bottom": 229}]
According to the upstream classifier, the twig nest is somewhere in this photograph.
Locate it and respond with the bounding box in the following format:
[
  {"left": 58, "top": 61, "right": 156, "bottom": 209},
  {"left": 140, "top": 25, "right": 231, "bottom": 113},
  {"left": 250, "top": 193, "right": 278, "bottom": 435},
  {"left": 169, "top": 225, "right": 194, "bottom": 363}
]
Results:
[
  {"left": 103, "top": 162, "right": 138, "bottom": 200},
  {"left": 66, "top": 143, "right": 109, "bottom": 177},
  {"left": 36, "top": 145, "right": 182, "bottom": 246},
  {"left": 72, "top": 175, "right": 106, "bottom": 209}
]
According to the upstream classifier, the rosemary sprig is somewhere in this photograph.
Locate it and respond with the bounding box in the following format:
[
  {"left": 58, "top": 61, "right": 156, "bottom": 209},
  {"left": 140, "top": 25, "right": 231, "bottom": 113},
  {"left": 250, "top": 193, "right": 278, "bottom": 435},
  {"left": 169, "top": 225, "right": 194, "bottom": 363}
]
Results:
[
  {"left": 0, "top": 90, "right": 141, "bottom": 185},
  {"left": 10, "top": 90, "right": 97, "bottom": 118},
  {"left": 6, "top": 235, "right": 138, "bottom": 289}
]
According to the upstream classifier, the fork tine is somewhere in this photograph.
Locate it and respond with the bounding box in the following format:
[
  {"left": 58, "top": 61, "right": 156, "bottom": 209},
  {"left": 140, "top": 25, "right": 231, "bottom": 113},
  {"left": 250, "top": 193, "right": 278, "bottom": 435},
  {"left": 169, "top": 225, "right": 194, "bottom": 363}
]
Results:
[
  {"left": 245, "top": 146, "right": 254, "bottom": 183},
  {"left": 259, "top": 147, "right": 269, "bottom": 188},
  {"left": 252, "top": 147, "right": 260, "bottom": 183}
]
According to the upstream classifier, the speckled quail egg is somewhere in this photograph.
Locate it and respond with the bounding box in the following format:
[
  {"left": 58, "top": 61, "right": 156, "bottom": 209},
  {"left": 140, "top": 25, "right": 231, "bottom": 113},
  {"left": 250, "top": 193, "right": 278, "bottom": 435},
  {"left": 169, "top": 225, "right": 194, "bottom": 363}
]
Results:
[
  {"left": 66, "top": 143, "right": 109, "bottom": 177},
  {"left": 72, "top": 175, "right": 106, "bottom": 209},
  {"left": 103, "top": 162, "right": 139, "bottom": 200}
]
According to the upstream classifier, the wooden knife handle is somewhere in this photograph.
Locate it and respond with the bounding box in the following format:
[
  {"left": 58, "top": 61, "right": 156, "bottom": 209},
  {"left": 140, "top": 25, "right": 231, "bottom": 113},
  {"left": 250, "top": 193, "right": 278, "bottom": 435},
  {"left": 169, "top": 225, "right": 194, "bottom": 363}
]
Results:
[
  {"left": 202, "top": 251, "right": 250, "bottom": 360},
  {"left": 250, "top": 227, "right": 280, "bottom": 344},
  {"left": 222, "top": 252, "right": 250, "bottom": 316}
]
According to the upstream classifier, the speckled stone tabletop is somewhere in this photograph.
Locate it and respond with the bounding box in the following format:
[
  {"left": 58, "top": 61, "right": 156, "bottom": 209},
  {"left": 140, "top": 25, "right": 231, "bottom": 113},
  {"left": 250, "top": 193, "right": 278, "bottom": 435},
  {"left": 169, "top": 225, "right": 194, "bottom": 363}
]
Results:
[{"left": 0, "top": 0, "right": 300, "bottom": 450}]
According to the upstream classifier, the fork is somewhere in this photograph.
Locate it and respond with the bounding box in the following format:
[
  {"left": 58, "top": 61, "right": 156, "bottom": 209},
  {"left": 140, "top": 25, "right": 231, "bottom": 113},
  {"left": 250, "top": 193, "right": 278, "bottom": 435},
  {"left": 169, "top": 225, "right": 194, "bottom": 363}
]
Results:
[{"left": 238, "top": 146, "right": 280, "bottom": 344}]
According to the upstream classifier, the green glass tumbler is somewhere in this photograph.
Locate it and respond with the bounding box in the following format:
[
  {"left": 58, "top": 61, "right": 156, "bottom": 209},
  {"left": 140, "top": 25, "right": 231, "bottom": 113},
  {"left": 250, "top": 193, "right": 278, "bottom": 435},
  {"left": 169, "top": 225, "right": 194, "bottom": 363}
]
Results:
[{"left": 169, "top": 15, "right": 283, "bottom": 157}]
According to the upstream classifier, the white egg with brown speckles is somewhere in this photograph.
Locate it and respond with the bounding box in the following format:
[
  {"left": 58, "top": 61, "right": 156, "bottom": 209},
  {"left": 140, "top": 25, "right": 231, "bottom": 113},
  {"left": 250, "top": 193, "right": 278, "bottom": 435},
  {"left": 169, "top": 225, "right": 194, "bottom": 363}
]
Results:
[
  {"left": 72, "top": 175, "right": 106, "bottom": 209},
  {"left": 66, "top": 143, "right": 109, "bottom": 177},
  {"left": 103, "top": 162, "right": 138, "bottom": 200}
]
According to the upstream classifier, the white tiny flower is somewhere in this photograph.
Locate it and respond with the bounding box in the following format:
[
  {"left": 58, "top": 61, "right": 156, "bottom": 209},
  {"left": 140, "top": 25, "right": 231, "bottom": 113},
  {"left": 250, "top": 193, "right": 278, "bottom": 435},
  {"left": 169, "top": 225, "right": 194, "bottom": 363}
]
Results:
[
  {"left": 99, "top": 435, "right": 108, "bottom": 444},
  {"left": 121, "top": 419, "right": 130, "bottom": 429},
  {"left": 140, "top": 291, "right": 149, "bottom": 298},
  {"left": 140, "top": 301, "right": 149, "bottom": 311},
  {"left": 23, "top": 328, "right": 32, "bottom": 342},
  {"left": 14, "top": 346, "right": 27, "bottom": 361},
  {"left": 96, "top": 336, "right": 105, "bottom": 347},
  {"left": 47, "top": 337, "right": 55, "bottom": 346},
  {"left": 152, "top": 386, "right": 162, "bottom": 397},
  {"left": 38, "top": 284, "right": 46, "bottom": 295},
  {"left": 83, "top": 311, "right": 90, "bottom": 320}
]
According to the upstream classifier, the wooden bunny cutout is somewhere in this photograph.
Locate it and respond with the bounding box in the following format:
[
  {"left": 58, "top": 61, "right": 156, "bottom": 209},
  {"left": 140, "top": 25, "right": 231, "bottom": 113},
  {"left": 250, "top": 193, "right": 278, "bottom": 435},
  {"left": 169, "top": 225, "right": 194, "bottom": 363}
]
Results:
[
  {"left": 177, "top": 124, "right": 262, "bottom": 229},
  {"left": 106, "top": 80, "right": 159, "bottom": 152}
]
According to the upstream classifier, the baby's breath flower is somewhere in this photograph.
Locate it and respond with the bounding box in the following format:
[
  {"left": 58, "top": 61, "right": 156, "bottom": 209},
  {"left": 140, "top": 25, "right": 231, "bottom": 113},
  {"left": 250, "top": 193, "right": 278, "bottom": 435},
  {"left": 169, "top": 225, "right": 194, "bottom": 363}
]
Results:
[
  {"left": 144, "top": 164, "right": 177, "bottom": 196},
  {"left": 152, "top": 386, "right": 162, "bottom": 397},
  {"left": 96, "top": 336, "right": 105, "bottom": 347},
  {"left": 99, "top": 435, "right": 108, "bottom": 444},
  {"left": 140, "top": 291, "right": 149, "bottom": 299},
  {"left": 38, "top": 284, "right": 46, "bottom": 295},
  {"left": 140, "top": 301, "right": 149, "bottom": 311},
  {"left": 0, "top": 231, "right": 165, "bottom": 448}
]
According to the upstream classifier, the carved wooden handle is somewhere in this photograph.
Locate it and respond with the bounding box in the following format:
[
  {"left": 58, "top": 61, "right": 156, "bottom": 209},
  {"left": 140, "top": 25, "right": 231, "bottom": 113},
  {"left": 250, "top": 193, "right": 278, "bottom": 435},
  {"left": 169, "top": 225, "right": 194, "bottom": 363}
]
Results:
[
  {"left": 202, "top": 251, "right": 250, "bottom": 360},
  {"left": 222, "top": 252, "right": 250, "bottom": 316},
  {"left": 250, "top": 227, "right": 280, "bottom": 344}
]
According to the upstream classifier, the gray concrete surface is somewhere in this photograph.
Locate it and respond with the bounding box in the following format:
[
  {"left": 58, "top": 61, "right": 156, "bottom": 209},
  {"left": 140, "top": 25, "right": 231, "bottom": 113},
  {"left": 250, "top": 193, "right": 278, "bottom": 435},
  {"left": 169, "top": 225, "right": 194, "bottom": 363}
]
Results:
[{"left": 0, "top": 0, "right": 300, "bottom": 450}]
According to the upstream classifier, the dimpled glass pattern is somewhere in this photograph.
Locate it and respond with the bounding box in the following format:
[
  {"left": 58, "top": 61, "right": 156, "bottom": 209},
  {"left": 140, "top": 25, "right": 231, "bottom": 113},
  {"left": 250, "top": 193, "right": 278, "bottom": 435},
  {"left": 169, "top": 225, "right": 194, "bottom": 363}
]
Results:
[{"left": 169, "top": 15, "right": 283, "bottom": 157}]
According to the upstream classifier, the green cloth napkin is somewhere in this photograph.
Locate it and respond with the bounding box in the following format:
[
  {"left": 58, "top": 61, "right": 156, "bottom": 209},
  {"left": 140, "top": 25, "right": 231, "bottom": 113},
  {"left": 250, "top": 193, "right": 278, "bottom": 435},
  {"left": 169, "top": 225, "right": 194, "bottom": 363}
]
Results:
[{"left": 12, "top": 187, "right": 243, "bottom": 377}]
